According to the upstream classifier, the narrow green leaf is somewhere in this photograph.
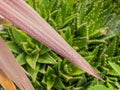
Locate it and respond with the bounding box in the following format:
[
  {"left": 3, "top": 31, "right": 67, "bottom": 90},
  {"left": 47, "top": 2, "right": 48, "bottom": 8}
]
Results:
[
  {"left": 38, "top": 53, "right": 56, "bottom": 64},
  {"left": 16, "top": 52, "right": 26, "bottom": 65},
  {"left": 108, "top": 61, "right": 120, "bottom": 75},
  {"left": 27, "top": 65, "right": 39, "bottom": 82},
  {"left": 47, "top": 75, "right": 56, "bottom": 90},
  {"left": 26, "top": 54, "right": 39, "bottom": 69},
  {"left": 63, "top": 14, "right": 76, "bottom": 27},
  {"left": 40, "top": 45, "right": 51, "bottom": 55},
  {"left": 88, "top": 85, "right": 111, "bottom": 90},
  {"left": 12, "top": 28, "right": 31, "bottom": 44},
  {"left": 64, "top": 63, "right": 84, "bottom": 76},
  {"left": 53, "top": 78, "right": 65, "bottom": 89},
  {"left": 7, "top": 41, "right": 21, "bottom": 54}
]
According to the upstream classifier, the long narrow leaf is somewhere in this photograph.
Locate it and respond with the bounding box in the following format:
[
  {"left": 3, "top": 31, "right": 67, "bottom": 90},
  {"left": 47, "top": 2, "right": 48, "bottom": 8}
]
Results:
[
  {"left": 0, "top": 69, "right": 16, "bottom": 90},
  {"left": 0, "top": 37, "right": 34, "bottom": 90},
  {"left": 0, "top": 0, "right": 102, "bottom": 81}
]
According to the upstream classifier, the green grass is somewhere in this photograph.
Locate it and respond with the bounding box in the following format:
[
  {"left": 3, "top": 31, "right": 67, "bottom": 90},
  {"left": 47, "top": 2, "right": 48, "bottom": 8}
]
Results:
[{"left": 0, "top": 0, "right": 120, "bottom": 90}]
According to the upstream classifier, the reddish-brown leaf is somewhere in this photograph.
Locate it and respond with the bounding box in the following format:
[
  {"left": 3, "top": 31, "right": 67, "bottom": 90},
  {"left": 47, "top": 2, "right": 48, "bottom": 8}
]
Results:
[
  {"left": 0, "top": 0, "right": 103, "bottom": 82},
  {"left": 0, "top": 69, "right": 16, "bottom": 90},
  {"left": 0, "top": 37, "right": 34, "bottom": 90}
]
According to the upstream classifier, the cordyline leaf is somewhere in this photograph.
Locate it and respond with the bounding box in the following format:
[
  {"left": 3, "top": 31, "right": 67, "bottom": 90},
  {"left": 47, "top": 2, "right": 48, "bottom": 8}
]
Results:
[
  {"left": 0, "top": 15, "right": 12, "bottom": 25},
  {"left": 0, "top": 37, "right": 34, "bottom": 90},
  {"left": 0, "top": 0, "right": 103, "bottom": 82},
  {"left": 0, "top": 69, "right": 16, "bottom": 90}
]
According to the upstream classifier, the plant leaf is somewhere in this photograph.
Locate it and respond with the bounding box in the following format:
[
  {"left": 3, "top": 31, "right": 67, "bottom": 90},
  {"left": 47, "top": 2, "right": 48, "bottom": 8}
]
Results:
[
  {"left": 26, "top": 54, "right": 39, "bottom": 69},
  {"left": 108, "top": 61, "right": 120, "bottom": 75},
  {"left": 0, "top": 37, "right": 34, "bottom": 90},
  {"left": 88, "top": 85, "right": 111, "bottom": 90},
  {"left": 0, "top": 69, "right": 16, "bottom": 90},
  {"left": 38, "top": 53, "right": 56, "bottom": 64},
  {"left": 0, "top": 0, "right": 102, "bottom": 80}
]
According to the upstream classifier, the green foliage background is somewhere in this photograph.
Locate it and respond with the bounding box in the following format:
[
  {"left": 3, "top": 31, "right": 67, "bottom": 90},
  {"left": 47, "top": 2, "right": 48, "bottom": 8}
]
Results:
[{"left": 0, "top": 0, "right": 120, "bottom": 90}]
